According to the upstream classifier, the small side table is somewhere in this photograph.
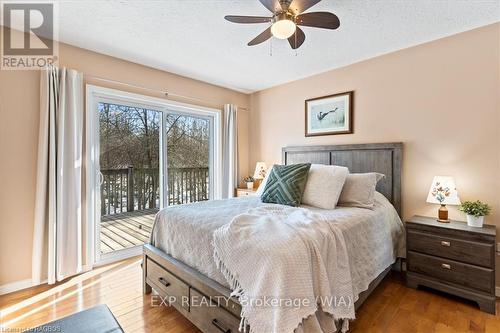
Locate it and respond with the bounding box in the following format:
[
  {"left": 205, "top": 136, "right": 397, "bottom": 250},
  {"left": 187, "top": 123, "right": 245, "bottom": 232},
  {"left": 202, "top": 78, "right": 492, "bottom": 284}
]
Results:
[
  {"left": 406, "top": 215, "right": 496, "bottom": 314},
  {"left": 235, "top": 188, "right": 257, "bottom": 197}
]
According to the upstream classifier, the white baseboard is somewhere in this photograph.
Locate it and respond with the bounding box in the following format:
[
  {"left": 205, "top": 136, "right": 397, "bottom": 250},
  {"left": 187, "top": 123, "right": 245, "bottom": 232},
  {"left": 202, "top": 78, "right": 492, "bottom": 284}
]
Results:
[
  {"left": 0, "top": 279, "right": 34, "bottom": 296},
  {"left": 0, "top": 265, "right": 94, "bottom": 296}
]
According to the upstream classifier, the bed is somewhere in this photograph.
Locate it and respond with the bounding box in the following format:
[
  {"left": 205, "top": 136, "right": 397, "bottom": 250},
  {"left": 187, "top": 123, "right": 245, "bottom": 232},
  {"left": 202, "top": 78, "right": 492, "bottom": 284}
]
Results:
[{"left": 143, "top": 143, "right": 404, "bottom": 333}]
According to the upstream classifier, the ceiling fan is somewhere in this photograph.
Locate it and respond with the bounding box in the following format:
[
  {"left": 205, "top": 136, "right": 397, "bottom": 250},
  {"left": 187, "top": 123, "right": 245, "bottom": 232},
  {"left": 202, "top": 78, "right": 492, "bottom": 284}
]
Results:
[{"left": 224, "top": 0, "right": 340, "bottom": 50}]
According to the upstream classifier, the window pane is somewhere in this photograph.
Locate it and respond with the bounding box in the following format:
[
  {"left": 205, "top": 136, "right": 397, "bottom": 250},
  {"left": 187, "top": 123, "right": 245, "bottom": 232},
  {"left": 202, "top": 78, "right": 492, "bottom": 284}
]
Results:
[
  {"left": 98, "top": 102, "right": 160, "bottom": 254},
  {"left": 165, "top": 113, "right": 210, "bottom": 205}
]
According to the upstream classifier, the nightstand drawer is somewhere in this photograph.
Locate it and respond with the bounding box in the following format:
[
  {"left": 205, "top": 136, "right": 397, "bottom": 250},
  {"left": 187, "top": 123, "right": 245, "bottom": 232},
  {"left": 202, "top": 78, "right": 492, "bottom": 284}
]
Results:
[
  {"left": 407, "top": 251, "right": 494, "bottom": 294},
  {"left": 237, "top": 190, "right": 251, "bottom": 196},
  {"left": 235, "top": 189, "right": 256, "bottom": 197},
  {"left": 407, "top": 230, "right": 494, "bottom": 268}
]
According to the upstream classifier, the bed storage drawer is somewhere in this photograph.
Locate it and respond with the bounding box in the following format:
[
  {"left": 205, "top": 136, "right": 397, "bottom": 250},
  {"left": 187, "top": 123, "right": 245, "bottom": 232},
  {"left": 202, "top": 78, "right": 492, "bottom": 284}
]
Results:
[
  {"left": 407, "top": 230, "right": 494, "bottom": 268},
  {"left": 146, "top": 258, "right": 189, "bottom": 311},
  {"left": 189, "top": 288, "right": 240, "bottom": 333},
  {"left": 407, "top": 251, "right": 494, "bottom": 293}
]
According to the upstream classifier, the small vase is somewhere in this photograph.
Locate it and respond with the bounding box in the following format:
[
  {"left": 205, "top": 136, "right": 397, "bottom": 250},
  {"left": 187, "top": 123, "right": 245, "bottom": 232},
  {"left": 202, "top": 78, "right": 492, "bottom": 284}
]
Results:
[
  {"left": 246, "top": 182, "right": 254, "bottom": 190},
  {"left": 466, "top": 214, "right": 484, "bottom": 228}
]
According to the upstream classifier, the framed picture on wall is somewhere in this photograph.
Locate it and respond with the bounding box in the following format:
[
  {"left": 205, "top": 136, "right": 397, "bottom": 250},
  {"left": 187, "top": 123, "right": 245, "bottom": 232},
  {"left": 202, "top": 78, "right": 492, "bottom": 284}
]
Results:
[{"left": 305, "top": 91, "right": 353, "bottom": 136}]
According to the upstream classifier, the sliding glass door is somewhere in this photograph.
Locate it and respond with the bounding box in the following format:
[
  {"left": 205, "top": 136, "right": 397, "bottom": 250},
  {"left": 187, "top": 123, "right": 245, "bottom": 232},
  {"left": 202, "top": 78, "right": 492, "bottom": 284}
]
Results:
[
  {"left": 98, "top": 102, "right": 161, "bottom": 255},
  {"left": 87, "top": 86, "right": 220, "bottom": 265}
]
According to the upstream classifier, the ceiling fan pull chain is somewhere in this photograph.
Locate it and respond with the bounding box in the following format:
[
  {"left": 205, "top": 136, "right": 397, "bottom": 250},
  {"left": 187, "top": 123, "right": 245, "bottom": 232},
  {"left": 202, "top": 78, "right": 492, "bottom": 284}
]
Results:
[
  {"left": 295, "top": 29, "right": 298, "bottom": 56},
  {"left": 270, "top": 34, "right": 273, "bottom": 56}
]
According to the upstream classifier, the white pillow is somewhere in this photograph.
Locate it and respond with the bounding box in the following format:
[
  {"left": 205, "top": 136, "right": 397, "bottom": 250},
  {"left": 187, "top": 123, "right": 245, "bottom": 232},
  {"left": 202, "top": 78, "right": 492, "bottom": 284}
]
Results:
[
  {"left": 301, "top": 164, "right": 349, "bottom": 209},
  {"left": 338, "top": 173, "right": 385, "bottom": 209}
]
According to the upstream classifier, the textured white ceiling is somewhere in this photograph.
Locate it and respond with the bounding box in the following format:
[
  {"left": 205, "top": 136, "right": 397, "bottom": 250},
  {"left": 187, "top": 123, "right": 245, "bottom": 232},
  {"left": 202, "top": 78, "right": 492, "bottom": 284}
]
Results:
[{"left": 50, "top": 0, "right": 500, "bottom": 92}]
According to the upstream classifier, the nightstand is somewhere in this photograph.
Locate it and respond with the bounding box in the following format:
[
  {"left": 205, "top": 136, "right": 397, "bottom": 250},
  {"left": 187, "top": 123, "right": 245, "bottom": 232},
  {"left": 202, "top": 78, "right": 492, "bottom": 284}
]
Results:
[
  {"left": 406, "top": 215, "right": 496, "bottom": 314},
  {"left": 235, "top": 188, "right": 257, "bottom": 197}
]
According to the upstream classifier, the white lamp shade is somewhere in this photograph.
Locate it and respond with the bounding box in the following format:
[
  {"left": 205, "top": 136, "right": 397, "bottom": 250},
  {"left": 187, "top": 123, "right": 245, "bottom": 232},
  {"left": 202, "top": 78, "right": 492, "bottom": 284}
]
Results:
[
  {"left": 426, "top": 176, "right": 461, "bottom": 205},
  {"left": 253, "top": 162, "right": 267, "bottom": 180}
]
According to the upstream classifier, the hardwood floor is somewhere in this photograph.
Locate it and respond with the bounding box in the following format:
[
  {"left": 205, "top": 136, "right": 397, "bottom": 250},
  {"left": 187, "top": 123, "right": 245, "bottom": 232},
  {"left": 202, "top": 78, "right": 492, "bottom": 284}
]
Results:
[{"left": 1, "top": 257, "right": 499, "bottom": 332}]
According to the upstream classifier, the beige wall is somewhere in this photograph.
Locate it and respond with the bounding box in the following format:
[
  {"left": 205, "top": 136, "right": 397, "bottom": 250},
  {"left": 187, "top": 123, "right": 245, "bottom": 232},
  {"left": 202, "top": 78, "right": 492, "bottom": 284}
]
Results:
[
  {"left": 1, "top": 23, "right": 499, "bottom": 287},
  {"left": 250, "top": 23, "right": 500, "bottom": 282},
  {"left": 0, "top": 27, "right": 250, "bottom": 286}
]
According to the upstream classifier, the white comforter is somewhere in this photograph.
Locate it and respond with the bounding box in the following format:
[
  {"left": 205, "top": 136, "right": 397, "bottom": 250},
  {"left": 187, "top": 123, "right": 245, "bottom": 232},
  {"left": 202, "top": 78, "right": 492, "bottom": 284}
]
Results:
[{"left": 150, "top": 192, "right": 405, "bottom": 331}]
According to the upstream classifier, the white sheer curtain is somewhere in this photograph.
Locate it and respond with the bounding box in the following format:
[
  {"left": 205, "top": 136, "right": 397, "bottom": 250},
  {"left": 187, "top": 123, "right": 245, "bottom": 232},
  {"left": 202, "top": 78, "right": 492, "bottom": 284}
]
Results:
[
  {"left": 32, "top": 66, "right": 84, "bottom": 285},
  {"left": 221, "top": 104, "right": 238, "bottom": 199}
]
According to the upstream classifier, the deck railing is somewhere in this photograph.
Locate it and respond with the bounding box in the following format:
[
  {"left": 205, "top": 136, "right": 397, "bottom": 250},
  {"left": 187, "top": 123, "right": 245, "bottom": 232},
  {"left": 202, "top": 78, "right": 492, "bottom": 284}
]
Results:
[{"left": 101, "top": 167, "right": 209, "bottom": 216}]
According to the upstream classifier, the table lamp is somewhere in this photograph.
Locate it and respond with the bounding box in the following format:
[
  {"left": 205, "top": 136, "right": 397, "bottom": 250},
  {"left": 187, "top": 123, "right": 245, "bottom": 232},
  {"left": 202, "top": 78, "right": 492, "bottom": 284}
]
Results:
[
  {"left": 426, "top": 176, "right": 461, "bottom": 223},
  {"left": 253, "top": 162, "right": 267, "bottom": 188}
]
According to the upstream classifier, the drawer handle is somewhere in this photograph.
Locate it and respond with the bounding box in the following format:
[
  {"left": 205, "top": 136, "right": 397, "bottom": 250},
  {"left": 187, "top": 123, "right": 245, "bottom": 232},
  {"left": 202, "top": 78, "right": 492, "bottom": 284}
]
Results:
[
  {"left": 212, "top": 319, "right": 231, "bottom": 333},
  {"left": 440, "top": 241, "right": 451, "bottom": 247},
  {"left": 441, "top": 263, "right": 451, "bottom": 270},
  {"left": 158, "top": 277, "right": 171, "bottom": 287}
]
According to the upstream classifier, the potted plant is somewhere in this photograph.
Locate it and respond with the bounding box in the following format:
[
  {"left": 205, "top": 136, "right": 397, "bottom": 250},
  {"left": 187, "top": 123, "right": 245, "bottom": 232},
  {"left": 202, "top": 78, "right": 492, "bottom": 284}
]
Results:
[
  {"left": 243, "top": 176, "right": 254, "bottom": 190},
  {"left": 459, "top": 200, "right": 491, "bottom": 228}
]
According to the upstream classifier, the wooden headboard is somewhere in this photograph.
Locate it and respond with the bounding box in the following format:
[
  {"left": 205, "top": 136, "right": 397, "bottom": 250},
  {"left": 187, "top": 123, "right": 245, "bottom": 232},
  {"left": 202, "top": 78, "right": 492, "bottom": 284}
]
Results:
[{"left": 282, "top": 143, "right": 403, "bottom": 216}]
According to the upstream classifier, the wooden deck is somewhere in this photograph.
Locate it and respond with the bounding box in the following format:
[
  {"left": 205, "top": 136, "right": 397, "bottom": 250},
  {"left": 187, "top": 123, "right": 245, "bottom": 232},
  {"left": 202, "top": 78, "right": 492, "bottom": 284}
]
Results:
[{"left": 100, "top": 208, "right": 158, "bottom": 254}]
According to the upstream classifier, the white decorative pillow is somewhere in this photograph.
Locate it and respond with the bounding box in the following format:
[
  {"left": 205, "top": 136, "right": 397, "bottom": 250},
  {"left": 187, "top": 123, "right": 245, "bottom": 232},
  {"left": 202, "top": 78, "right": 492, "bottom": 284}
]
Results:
[
  {"left": 301, "top": 164, "right": 349, "bottom": 209},
  {"left": 338, "top": 172, "right": 385, "bottom": 209}
]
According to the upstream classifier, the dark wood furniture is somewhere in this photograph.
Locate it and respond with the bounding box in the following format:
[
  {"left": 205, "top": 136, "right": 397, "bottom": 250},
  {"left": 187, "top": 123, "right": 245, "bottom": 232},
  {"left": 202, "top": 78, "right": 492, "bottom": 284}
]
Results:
[
  {"left": 143, "top": 142, "right": 403, "bottom": 332},
  {"left": 406, "top": 215, "right": 496, "bottom": 314},
  {"left": 24, "top": 304, "right": 123, "bottom": 333}
]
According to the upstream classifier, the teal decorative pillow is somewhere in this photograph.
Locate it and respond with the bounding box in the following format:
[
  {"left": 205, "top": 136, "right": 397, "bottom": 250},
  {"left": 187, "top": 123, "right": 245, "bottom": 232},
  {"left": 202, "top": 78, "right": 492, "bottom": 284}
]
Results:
[{"left": 261, "top": 163, "right": 311, "bottom": 207}]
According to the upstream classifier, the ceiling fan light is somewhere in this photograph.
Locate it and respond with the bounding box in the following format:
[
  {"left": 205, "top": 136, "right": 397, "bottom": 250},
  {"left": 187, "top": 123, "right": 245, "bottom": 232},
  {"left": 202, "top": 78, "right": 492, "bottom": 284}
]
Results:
[{"left": 271, "top": 19, "right": 296, "bottom": 39}]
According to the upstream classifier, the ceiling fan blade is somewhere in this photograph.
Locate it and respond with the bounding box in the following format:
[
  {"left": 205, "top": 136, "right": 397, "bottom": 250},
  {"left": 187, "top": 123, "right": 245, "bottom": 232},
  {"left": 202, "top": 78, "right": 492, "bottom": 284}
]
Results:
[
  {"left": 296, "top": 12, "right": 340, "bottom": 29},
  {"left": 258, "top": 0, "right": 281, "bottom": 13},
  {"left": 288, "top": 0, "right": 321, "bottom": 15},
  {"left": 248, "top": 27, "right": 273, "bottom": 46},
  {"left": 224, "top": 15, "right": 272, "bottom": 24},
  {"left": 288, "top": 26, "right": 305, "bottom": 49}
]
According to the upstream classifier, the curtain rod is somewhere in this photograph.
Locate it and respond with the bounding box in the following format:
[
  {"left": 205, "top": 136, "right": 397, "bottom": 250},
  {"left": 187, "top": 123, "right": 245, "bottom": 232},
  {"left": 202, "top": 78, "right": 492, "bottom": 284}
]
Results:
[{"left": 84, "top": 74, "right": 249, "bottom": 111}]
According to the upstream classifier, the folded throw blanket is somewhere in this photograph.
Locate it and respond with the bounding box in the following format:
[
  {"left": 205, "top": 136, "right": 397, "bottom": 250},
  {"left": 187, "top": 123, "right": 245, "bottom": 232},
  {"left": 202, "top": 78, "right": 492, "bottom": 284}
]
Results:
[{"left": 213, "top": 205, "right": 356, "bottom": 333}]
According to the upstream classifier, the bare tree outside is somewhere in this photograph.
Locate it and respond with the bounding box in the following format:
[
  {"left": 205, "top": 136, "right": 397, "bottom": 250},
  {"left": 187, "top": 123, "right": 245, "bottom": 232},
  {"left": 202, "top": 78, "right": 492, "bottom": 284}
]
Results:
[
  {"left": 98, "top": 102, "right": 212, "bottom": 254},
  {"left": 99, "top": 102, "right": 210, "bottom": 217},
  {"left": 165, "top": 113, "right": 210, "bottom": 169}
]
